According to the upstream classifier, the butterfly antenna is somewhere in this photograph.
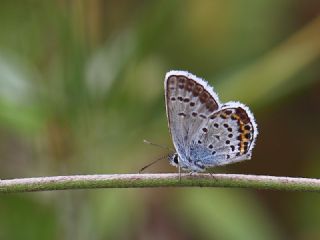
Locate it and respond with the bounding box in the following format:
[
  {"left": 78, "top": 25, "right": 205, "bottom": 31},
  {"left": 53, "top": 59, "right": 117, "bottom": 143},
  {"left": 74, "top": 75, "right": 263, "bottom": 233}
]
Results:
[
  {"left": 143, "top": 139, "right": 174, "bottom": 151},
  {"left": 139, "top": 155, "right": 168, "bottom": 173}
]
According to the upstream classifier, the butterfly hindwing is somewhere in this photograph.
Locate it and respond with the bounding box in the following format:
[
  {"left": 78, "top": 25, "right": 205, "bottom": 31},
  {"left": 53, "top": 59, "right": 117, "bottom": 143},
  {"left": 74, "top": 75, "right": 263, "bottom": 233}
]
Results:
[{"left": 189, "top": 102, "right": 258, "bottom": 168}]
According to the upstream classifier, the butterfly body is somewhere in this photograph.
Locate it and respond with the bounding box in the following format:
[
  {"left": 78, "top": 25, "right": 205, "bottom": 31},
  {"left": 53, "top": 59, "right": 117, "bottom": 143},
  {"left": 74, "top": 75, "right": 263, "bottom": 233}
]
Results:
[{"left": 165, "top": 70, "right": 258, "bottom": 172}]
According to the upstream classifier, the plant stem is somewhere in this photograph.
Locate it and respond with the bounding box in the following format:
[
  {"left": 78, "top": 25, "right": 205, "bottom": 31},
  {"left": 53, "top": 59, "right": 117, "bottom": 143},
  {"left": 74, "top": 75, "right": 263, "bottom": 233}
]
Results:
[{"left": 1, "top": 174, "right": 320, "bottom": 193}]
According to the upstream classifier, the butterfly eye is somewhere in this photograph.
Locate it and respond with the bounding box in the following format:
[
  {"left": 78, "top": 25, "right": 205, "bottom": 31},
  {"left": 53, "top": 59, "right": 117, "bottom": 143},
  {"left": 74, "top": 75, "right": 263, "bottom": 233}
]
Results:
[{"left": 173, "top": 154, "right": 179, "bottom": 164}]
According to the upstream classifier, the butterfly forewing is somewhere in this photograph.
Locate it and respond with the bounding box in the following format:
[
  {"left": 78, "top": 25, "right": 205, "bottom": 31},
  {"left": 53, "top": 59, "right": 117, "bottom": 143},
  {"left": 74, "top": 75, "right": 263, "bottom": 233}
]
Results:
[{"left": 165, "top": 71, "right": 220, "bottom": 159}]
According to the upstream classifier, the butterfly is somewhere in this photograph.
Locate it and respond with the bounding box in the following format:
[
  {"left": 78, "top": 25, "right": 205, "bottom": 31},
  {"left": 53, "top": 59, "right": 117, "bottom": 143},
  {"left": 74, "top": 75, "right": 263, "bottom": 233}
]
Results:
[{"left": 165, "top": 70, "right": 258, "bottom": 172}]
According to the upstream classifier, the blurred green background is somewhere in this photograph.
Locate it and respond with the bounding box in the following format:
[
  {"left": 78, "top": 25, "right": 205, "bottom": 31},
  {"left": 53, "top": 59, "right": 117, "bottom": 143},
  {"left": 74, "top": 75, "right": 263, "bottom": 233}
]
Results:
[{"left": 1, "top": 1, "right": 320, "bottom": 239}]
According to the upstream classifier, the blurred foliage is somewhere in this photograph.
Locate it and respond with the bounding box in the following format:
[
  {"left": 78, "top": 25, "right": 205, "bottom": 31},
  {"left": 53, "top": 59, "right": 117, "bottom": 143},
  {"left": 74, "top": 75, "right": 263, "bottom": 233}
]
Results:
[{"left": 0, "top": 0, "right": 320, "bottom": 240}]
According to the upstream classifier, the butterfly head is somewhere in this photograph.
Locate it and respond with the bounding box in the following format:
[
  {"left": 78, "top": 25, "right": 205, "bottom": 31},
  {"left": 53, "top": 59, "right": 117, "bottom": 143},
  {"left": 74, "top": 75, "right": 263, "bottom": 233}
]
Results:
[{"left": 168, "top": 153, "right": 179, "bottom": 167}]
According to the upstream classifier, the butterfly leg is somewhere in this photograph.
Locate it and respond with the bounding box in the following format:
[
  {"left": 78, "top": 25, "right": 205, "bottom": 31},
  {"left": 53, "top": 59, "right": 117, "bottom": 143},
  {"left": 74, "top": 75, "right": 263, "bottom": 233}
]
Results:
[{"left": 208, "top": 171, "right": 216, "bottom": 180}]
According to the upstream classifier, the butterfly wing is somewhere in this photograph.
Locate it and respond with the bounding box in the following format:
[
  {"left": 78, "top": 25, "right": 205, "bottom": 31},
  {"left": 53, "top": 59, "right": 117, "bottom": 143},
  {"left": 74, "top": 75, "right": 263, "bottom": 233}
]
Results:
[
  {"left": 164, "top": 71, "right": 221, "bottom": 168},
  {"left": 189, "top": 102, "right": 258, "bottom": 168}
]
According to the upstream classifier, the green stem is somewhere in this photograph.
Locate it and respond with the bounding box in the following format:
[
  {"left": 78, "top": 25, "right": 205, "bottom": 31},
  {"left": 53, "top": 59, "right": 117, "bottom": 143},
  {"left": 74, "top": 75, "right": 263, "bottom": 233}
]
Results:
[{"left": 1, "top": 174, "right": 320, "bottom": 193}]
